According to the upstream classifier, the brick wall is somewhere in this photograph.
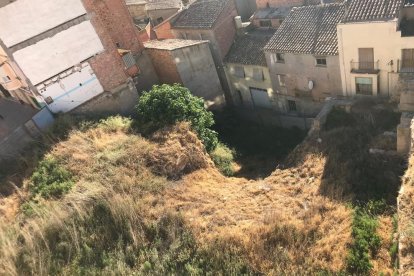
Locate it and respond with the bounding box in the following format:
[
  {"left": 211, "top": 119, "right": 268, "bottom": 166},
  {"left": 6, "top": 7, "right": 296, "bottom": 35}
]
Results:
[
  {"left": 213, "top": 0, "right": 238, "bottom": 62},
  {"left": 82, "top": 0, "right": 144, "bottom": 91},
  {"left": 154, "top": 20, "right": 175, "bottom": 40},
  {"left": 145, "top": 49, "right": 182, "bottom": 84}
]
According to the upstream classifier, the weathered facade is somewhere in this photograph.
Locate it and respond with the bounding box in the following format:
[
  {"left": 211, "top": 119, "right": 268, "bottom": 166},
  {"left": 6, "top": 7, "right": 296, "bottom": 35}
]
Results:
[
  {"left": 264, "top": 3, "right": 345, "bottom": 116},
  {"left": 0, "top": 0, "right": 154, "bottom": 114},
  {"left": 144, "top": 39, "right": 225, "bottom": 108},
  {"left": 146, "top": 0, "right": 182, "bottom": 26},
  {"left": 224, "top": 30, "right": 274, "bottom": 109},
  {"left": 337, "top": 0, "right": 414, "bottom": 111}
]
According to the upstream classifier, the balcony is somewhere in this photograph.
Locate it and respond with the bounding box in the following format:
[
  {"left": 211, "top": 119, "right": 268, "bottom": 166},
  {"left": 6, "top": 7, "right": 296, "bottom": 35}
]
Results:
[
  {"left": 397, "top": 59, "right": 414, "bottom": 73},
  {"left": 350, "top": 60, "right": 380, "bottom": 74}
]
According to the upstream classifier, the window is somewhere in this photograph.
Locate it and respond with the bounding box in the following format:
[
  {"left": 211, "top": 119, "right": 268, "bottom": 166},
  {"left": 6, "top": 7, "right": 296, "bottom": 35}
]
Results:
[
  {"left": 252, "top": 68, "right": 264, "bottom": 81},
  {"left": 233, "top": 66, "right": 245, "bottom": 78},
  {"left": 288, "top": 100, "right": 297, "bottom": 112},
  {"left": 122, "top": 52, "right": 136, "bottom": 69},
  {"left": 276, "top": 53, "right": 285, "bottom": 63},
  {"left": 1, "top": 76, "right": 11, "bottom": 83},
  {"left": 259, "top": 20, "right": 271, "bottom": 27},
  {"left": 402, "top": 49, "right": 414, "bottom": 71},
  {"left": 277, "top": 74, "right": 286, "bottom": 87},
  {"left": 358, "top": 48, "right": 374, "bottom": 70},
  {"left": 355, "top": 77, "right": 373, "bottom": 95},
  {"left": 316, "top": 57, "right": 327, "bottom": 67}
]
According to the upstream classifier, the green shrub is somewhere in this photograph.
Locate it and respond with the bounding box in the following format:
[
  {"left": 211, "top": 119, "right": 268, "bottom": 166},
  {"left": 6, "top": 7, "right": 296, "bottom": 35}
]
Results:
[
  {"left": 210, "top": 143, "right": 235, "bottom": 176},
  {"left": 31, "top": 157, "right": 74, "bottom": 199},
  {"left": 347, "top": 207, "right": 381, "bottom": 275},
  {"left": 136, "top": 84, "right": 218, "bottom": 152},
  {"left": 98, "top": 116, "right": 132, "bottom": 133}
]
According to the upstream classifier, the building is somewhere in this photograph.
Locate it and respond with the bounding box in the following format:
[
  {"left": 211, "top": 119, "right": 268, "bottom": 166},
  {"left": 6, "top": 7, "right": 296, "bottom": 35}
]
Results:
[
  {"left": 146, "top": 0, "right": 182, "bottom": 26},
  {"left": 125, "top": 0, "right": 147, "bottom": 20},
  {"left": 224, "top": 30, "right": 274, "bottom": 109},
  {"left": 235, "top": 0, "right": 257, "bottom": 20},
  {"left": 0, "top": 46, "right": 40, "bottom": 108},
  {"left": 144, "top": 39, "right": 225, "bottom": 108},
  {"left": 170, "top": 0, "right": 239, "bottom": 103},
  {"left": 337, "top": 0, "right": 414, "bottom": 110},
  {"left": 0, "top": 0, "right": 156, "bottom": 114},
  {"left": 264, "top": 3, "right": 345, "bottom": 116},
  {"left": 250, "top": 6, "right": 290, "bottom": 29}
]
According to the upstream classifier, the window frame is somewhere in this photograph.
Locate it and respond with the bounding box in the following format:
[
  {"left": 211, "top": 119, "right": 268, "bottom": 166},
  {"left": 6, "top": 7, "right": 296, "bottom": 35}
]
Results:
[
  {"left": 276, "top": 53, "right": 285, "bottom": 63},
  {"left": 355, "top": 77, "right": 373, "bottom": 95},
  {"left": 315, "top": 57, "right": 327, "bottom": 67},
  {"left": 277, "top": 74, "right": 286, "bottom": 87},
  {"left": 287, "top": 100, "right": 297, "bottom": 112}
]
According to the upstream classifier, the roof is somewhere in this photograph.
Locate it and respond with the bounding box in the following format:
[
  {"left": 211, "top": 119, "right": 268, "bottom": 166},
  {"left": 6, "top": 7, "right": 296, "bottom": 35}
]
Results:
[
  {"left": 225, "top": 30, "right": 274, "bottom": 66},
  {"left": 264, "top": 3, "right": 345, "bottom": 56},
  {"left": 343, "top": 0, "right": 403, "bottom": 22},
  {"left": 171, "top": 0, "right": 231, "bottom": 29},
  {"left": 144, "top": 39, "right": 208, "bottom": 50},
  {"left": 251, "top": 7, "right": 291, "bottom": 20},
  {"left": 146, "top": 0, "right": 182, "bottom": 10}
]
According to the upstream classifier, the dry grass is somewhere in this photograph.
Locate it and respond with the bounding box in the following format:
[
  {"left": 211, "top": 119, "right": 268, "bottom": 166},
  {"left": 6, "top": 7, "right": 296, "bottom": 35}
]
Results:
[{"left": 0, "top": 111, "right": 401, "bottom": 275}]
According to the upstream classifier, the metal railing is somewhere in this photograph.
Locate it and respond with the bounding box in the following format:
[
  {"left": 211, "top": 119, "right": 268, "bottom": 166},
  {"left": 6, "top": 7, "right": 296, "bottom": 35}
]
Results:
[{"left": 350, "top": 60, "right": 380, "bottom": 73}]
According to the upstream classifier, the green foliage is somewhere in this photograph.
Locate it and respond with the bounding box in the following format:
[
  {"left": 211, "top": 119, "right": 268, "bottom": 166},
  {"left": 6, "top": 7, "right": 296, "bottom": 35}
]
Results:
[
  {"left": 347, "top": 205, "right": 381, "bottom": 275},
  {"left": 30, "top": 157, "right": 74, "bottom": 199},
  {"left": 210, "top": 143, "right": 235, "bottom": 176},
  {"left": 97, "top": 116, "right": 132, "bottom": 133},
  {"left": 136, "top": 84, "right": 218, "bottom": 152}
]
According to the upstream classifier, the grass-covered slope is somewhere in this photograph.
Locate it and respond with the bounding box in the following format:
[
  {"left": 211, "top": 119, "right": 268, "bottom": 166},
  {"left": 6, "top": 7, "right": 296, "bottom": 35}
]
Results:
[{"left": 0, "top": 101, "right": 405, "bottom": 275}]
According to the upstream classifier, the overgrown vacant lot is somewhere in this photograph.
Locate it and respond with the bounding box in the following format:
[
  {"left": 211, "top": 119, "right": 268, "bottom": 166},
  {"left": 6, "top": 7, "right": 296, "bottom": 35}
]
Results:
[{"left": 0, "top": 102, "right": 406, "bottom": 275}]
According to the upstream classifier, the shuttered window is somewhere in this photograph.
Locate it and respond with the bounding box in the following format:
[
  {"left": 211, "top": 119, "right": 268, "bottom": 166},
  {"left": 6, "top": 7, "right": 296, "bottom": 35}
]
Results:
[
  {"left": 358, "top": 48, "right": 374, "bottom": 70},
  {"left": 402, "top": 49, "right": 414, "bottom": 70}
]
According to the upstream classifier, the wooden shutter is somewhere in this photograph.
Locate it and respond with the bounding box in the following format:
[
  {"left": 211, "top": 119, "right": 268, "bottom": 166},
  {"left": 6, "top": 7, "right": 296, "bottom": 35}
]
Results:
[
  {"left": 402, "top": 49, "right": 414, "bottom": 70},
  {"left": 358, "top": 48, "right": 374, "bottom": 69}
]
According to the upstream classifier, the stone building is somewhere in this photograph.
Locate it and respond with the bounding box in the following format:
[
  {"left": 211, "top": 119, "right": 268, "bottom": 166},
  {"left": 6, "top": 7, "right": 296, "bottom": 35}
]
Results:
[
  {"left": 224, "top": 30, "right": 274, "bottom": 109},
  {"left": 146, "top": 0, "right": 182, "bottom": 26},
  {"left": 337, "top": 0, "right": 414, "bottom": 111},
  {"left": 264, "top": 3, "right": 345, "bottom": 116},
  {"left": 144, "top": 39, "right": 225, "bottom": 108},
  {"left": 0, "top": 0, "right": 157, "bottom": 114},
  {"left": 170, "top": 0, "right": 239, "bottom": 103}
]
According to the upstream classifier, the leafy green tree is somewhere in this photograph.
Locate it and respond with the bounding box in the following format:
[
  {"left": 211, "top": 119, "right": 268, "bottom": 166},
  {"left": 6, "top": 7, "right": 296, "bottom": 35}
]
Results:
[{"left": 136, "top": 84, "right": 218, "bottom": 152}]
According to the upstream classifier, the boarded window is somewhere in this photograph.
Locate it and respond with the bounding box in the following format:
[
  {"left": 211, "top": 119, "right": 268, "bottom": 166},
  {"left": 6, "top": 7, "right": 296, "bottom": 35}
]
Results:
[
  {"left": 355, "top": 77, "right": 373, "bottom": 95},
  {"left": 122, "top": 52, "right": 136, "bottom": 69},
  {"left": 252, "top": 68, "right": 264, "bottom": 81},
  {"left": 402, "top": 49, "right": 414, "bottom": 70},
  {"left": 358, "top": 48, "right": 374, "bottom": 70}
]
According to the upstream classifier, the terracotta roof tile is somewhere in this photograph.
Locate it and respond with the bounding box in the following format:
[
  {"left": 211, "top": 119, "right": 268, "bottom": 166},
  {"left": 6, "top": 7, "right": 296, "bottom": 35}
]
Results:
[
  {"left": 171, "top": 0, "right": 231, "bottom": 29},
  {"left": 343, "top": 0, "right": 403, "bottom": 22},
  {"left": 264, "top": 3, "right": 345, "bottom": 56},
  {"left": 225, "top": 30, "right": 274, "bottom": 66}
]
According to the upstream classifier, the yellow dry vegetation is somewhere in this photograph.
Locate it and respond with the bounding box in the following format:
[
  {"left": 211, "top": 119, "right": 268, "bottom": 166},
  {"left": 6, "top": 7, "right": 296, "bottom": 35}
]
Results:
[{"left": 0, "top": 116, "right": 397, "bottom": 275}]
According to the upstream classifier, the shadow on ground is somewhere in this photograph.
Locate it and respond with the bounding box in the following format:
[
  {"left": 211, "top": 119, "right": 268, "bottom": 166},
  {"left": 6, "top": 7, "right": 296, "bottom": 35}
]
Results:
[{"left": 213, "top": 108, "right": 306, "bottom": 179}]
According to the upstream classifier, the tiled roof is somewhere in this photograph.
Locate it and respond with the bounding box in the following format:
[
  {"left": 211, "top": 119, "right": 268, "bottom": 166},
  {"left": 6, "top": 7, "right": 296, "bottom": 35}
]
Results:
[
  {"left": 171, "top": 0, "right": 230, "bottom": 29},
  {"left": 264, "top": 3, "right": 345, "bottom": 56},
  {"left": 144, "top": 39, "right": 208, "bottom": 50},
  {"left": 225, "top": 30, "right": 274, "bottom": 66},
  {"left": 343, "top": 0, "right": 403, "bottom": 22},
  {"left": 146, "top": 0, "right": 182, "bottom": 10}
]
